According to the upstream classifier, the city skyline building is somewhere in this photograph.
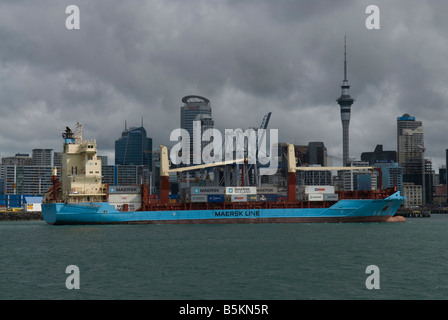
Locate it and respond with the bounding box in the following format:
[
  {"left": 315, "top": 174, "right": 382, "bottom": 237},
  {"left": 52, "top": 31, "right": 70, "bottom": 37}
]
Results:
[
  {"left": 361, "top": 144, "right": 397, "bottom": 165},
  {"left": 336, "top": 37, "right": 355, "bottom": 167},
  {"left": 2, "top": 153, "right": 32, "bottom": 166},
  {"left": 397, "top": 113, "right": 423, "bottom": 170},
  {"left": 446, "top": 149, "right": 448, "bottom": 201},
  {"left": 180, "top": 95, "right": 213, "bottom": 165},
  {"left": 306, "top": 142, "right": 327, "bottom": 166},
  {"left": 1, "top": 165, "right": 54, "bottom": 195},
  {"left": 196, "top": 113, "right": 215, "bottom": 160},
  {"left": 102, "top": 164, "right": 150, "bottom": 186},
  {"left": 32, "top": 149, "right": 52, "bottom": 166},
  {"left": 396, "top": 113, "right": 433, "bottom": 204},
  {"left": 373, "top": 162, "right": 404, "bottom": 192},
  {"left": 343, "top": 160, "right": 375, "bottom": 191},
  {"left": 115, "top": 122, "right": 153, "bottom": 171}
]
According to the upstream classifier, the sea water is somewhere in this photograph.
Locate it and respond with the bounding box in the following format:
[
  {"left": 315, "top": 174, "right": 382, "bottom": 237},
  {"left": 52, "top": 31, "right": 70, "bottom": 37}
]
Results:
[{"left": 1, "top": 215, "right": 448, "bottom": 300}]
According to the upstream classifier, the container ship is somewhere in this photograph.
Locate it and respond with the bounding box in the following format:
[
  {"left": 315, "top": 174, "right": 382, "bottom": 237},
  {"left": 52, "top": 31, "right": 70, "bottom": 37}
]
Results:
[{"left": 41, "top": 124, "right": 405, "bottom": 225}]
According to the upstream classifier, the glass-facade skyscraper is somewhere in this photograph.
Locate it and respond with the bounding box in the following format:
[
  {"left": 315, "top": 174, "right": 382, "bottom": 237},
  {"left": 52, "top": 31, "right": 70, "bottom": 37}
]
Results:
[
  {"left": 396, "top": 113, "right": 432, "bottom": 204},
  {"left": 180, "top": 95, "right": 213, "bottom": 164},
  {"left": 396, "top": 113, "right": 423, "bottom": 184},
  {"left": 115, "top": 126, "right": 152, "bottom": 171},
  {"left": 306, "top": 142, "right": 327, "bottom": 166}
]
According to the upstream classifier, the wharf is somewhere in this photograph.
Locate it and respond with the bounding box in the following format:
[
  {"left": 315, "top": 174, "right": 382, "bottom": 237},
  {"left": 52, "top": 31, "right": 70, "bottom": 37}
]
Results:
[
  {"left": 0, "top": 211, "right": 43, "bottom": 221},
  {"left": 396, "top": 208, "right": 430, "bottom": 218}
]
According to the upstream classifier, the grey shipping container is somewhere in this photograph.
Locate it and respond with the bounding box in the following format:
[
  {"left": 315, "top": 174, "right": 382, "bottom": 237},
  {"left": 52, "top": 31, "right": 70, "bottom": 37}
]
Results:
[
  {"left": 323, "top": 194, "right": 339, "bottom": 201},
  {"left": 191, "top": 195, "right": 208, "bottom": 202}
]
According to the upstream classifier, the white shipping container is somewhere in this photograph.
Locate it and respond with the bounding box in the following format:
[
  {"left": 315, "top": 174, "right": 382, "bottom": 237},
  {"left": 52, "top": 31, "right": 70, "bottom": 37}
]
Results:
[
  {"left": 226, "top": 187, "right": 257, "bottom": 195},
  {"left": 25, "top": 203, "right": 42, "bottom": 212},
  {"left": 307, "top": 194, "right": 324, "bottom": 201},
  {"left": 109, "top": 185, "right": 141, "bottom": 194},
  {"left": 304, "top": 186, "right": 335, "bottom": 194}
]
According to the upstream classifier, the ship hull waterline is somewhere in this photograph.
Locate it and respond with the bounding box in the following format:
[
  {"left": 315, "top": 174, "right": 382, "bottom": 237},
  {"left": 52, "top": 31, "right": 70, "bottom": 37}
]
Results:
[
  {"left": 42, "top": 192, "right": 406, "bottom": 225},
  {"left": 42, "top": 215, "right": 403, "bottom": 225}
]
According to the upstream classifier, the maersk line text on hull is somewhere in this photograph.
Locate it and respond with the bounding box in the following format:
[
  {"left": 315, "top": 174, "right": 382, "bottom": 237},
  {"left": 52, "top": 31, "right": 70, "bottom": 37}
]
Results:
[{"left": 214, "top": 210, "right": 260, "bottom": 217}]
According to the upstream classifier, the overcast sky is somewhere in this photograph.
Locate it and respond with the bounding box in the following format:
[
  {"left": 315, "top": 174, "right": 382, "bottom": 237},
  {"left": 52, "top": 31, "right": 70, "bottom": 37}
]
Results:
[{"left": 1, "top": 0, "right": 447, "bottom": 170}]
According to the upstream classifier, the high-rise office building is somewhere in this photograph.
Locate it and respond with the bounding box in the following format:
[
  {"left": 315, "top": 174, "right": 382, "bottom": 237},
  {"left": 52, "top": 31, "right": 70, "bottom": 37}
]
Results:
[
  {"left": 2, "top": 154, "right": 32, "bottom": 166},
  {"left": 180, "top": 95, "right": 213, "bottom": 164},
  {"left": 53, "top": 152, "right": 62, "bottom": 168},
  {"left": 361, "top": 145, "right": 397, "bottom": 165},
  {"left": 102, "top": 164, "right": 150, "bottom": 186},
  {"left": 32, "top": 149, "right": 52, "bottom": 166},
  {"left": 115, "top": 124, "right": 152, "bottom": 171},
  {"left": 373, "top": 162, "right": 404, "bottom": 192},
  {"left": 342, "top": 160, "right": 375, "bottom": 191},
  {"left": 396, "top": 113, "right": 432, "bottom": 204},
  {"left": 446, "top": 149, "right": 448, "bottom": 200},
  {"left": 196, "top": 113, "right": 214, "bottom": 157},
  {"left": 397, "top": 113, "right": 423, "bottom": 169},
  {"left": 306, "top": 142, "right": 327, "bottom": 166},
  {"left": 2, "top": 165, "right": 53, "bottom": 194},
  {"left": 1, "top": 151, "right": 55, "bottom": 195},
  {"left": 396, "top": 114, "right": 424, "bottom": 182},
  {"left": 336, "top": 37, "right": 355, "bottom": 166}
]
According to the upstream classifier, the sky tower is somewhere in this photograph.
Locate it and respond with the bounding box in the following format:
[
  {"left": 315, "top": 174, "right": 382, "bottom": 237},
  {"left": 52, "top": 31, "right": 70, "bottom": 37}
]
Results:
[{"left": 337, "top": 36, "right": 355, "bottom": 166}]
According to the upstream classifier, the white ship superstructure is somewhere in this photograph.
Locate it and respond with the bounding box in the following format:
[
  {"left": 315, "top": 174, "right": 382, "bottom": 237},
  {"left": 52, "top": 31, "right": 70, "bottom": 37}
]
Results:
[{"left": 59, "top": 123, "right": 106, "bottom": 203}]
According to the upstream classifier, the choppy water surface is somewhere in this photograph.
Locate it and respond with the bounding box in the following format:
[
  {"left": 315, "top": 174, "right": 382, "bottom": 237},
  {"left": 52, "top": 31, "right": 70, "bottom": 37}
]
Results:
[{"left": 1, "top": 215, "right": 448, "bottom": 300}]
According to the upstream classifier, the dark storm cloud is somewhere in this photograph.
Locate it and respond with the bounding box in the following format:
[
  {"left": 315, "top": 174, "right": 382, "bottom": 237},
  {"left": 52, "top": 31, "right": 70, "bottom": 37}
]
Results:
[{"left": 0, "top": 0, "right": 447, "bottom": 169}]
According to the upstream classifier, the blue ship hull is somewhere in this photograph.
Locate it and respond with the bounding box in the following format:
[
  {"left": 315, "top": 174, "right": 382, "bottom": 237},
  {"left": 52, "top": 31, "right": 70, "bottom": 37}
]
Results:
[{"left": 42, "top": 192, "right": 405, "bottom": 225}]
